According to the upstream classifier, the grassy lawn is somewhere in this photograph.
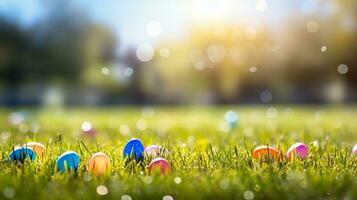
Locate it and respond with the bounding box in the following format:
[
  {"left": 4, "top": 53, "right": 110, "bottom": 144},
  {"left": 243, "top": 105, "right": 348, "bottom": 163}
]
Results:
[{"left": 0, "top": 106, "right": 356, "bottom": 200}]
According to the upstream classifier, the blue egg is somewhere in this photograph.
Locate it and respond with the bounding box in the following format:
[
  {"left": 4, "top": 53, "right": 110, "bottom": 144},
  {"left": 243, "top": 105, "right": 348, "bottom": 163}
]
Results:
[
  {"left": 123, "top": 138, "right": 144, "bottom": 161},
  {"left": 224, "top": 110, "right": 239, "bottom": 129},
  {"left": 56, "top": 151, "right": 80, "bottom": 172},
  {"left": 9, "top": 147, "right": 36, "bottom": 161}
]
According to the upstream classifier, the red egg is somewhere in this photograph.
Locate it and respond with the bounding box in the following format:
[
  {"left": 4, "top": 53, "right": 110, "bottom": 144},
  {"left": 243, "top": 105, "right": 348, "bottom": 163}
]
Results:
[
  {"left": 252, "top": 145, "right": 280, "bottom": 161},
  {"left": 148, "top": 158, "right": 171, "bottom": 175}
]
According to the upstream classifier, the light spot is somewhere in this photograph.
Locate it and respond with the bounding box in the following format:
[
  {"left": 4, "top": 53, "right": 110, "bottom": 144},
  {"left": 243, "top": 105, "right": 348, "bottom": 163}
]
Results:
[
  {"left": 194, "top": 61, "right": 206, "bottom": 71},
  {"left": 266, "top": 107, "right": 278, "bottom": 119},
  {"left": 146, "top": 20, "right": 162, "bottom": 37},
  {"left": 0, "top": 132, "right": 10, "bottom": 141},
  {"left": 159, "top": 48, "right": 170, "bottom": 58},
  {"left": 142, "top": 107, "right": 154, "bottom": 118},
  {"left": 337, "top": 64, "right": 348, "bottom": 74},
  {"left": 3, "top": 187, "right": 15, "bottom": 199},
  {"left": 9, "top": 112, "right": 24, "bottom": 125},
  {"left": 124, "top": 67, "right": 134, "bottom": 77},
  {"left": 101, "top": 67, "right": 110, "bottom": 75},
  {"left": 260, "top": 90, "right": 272, "bottom": 103},
  {"left": 142, "top": 175, "right": 153, "bottom": 184},
  {"left": 18, "top": 123, "right": 29, "bottom": 133},
  {"left": 120, "top": 124, "right": 131, "bottom": 136},
  {"left": 174, "top": 176, "right": 182, "bottom": 184},
  {"left": 163, "top": 195, "right": 174, "bottom": 200},
  {"left": 136, "top": 119, "right": 148, "bottom": 131},
  {"left": 320, "top": 46, "right": 327, "bottom": 52},
  {"left": 136, "top": 44, "right": 155, "bottom": 62},
  {"left": 81, "top": 121, "right": 92, "bottom": 132},
  {"left": 83, "top": 175, "right": 92, "bottom": 182},
  {"left": 224, "top": 111, "right": 238, "bottom": 124},
  {"left": 96, "top": 185, "right": 108, "bottom": 196},
  {"left": 121, "top": 194, "right": 132, "bottom": 200},
  {"left": 207, "top": 44, "right": 226, "bottom": 63},
  {"left": 306, "top": 20, "right": 319, "bottom": 33},
  {"left": 244, "top": 190, "right": 254, "bottom": 200},
  {"left": 255, "top": 0, "right": 267, "bottom": 12},
  {"left": 219, "top": 179, "right": 230, "bottom": 190},
  {"left": 249, "top": 67, "right": 258, "bottom": 73}
]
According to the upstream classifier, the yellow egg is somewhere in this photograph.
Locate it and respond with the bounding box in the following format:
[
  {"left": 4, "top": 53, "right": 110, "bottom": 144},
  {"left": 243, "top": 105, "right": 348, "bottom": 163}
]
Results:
[
  {"left": 88, "top": 152, "right": 110, "bottom": 175},
  {"left": 26, "top": 142, "right": 46, "bottom": 156}
]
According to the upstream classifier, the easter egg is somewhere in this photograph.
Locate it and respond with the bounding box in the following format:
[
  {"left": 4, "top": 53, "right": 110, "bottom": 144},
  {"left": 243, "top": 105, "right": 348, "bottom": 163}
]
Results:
[
  {"left": 145, "top": 145, "right": 169, "bottom": 157},
  {"left": 56, "top": 151, "right": 80, "bottom": 172},
  {"left": 9, "top": 147, "right": 36, "bottom": 162},
  {"left": 252, "top": 145, "right": 280, "bottom": 161},
  {"left": 88, "top": 152, "right": 110, "bottom": 175},
  {"left": 286, "top": 143, "right": 308, "bottom": 159},
  {"left": 123, "top": 138, "right": 145, "bottom": 161},
  {"left": 148, "top": 158, "right": 171, "bottom": 175},
  {"left": 352, "top": 144, "right": 357, "bottom": 155},
  {"left": 224, "top": 110, "right": 238, "bottom": 129},
  {"left": 26, "top": 142, "right": 46, "bottom": 156}
]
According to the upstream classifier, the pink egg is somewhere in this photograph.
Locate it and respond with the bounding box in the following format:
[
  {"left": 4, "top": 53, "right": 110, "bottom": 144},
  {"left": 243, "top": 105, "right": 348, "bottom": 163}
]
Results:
[
  {"left": 145, "top": 145, "right": 169, "bottom": 157},
  {"left": 352, "top": 144, "right": 357, "bottom": 155},
  {"left": 148, "top": 158, "right": 171, "bottom": 175},
  {"left": 287, "top": 143, "right": 308, "bottom": 159}
]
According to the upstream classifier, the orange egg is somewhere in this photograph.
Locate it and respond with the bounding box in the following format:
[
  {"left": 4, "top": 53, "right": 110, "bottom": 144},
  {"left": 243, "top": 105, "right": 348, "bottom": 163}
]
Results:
[
  {"left": 88, "top": 152, "right": 110, "bottom": 175},
  {"left": 26, "top": 142, "right": 46, "bottom": 156},
  {"left": 252, "top": 145, "right": 280, "bottom": 161}
]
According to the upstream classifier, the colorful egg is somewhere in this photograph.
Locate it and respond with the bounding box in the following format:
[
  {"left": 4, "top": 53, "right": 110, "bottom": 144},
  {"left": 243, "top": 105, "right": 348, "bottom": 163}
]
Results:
[
  {"left": 252, "top": 145, "right": 280, "bottom": 161},
  {"left": 148, "top": 158, "right": 171, "bottom": 175},
  {"left": 26, "top": 142, "right": 46, "bottom": 156},
  {"left": 286, "top": 143, "right": 308, "bottom": 159},
  {"left": 123, "top": 138, "right": 145, "bottom": 161},
  {"left": 81, "top": 121, "right": 96, "bottom": 137},
  {"left": 56, "top": 151, "right": 80, "bottom": 172},
  {"left": 9, "top": 147, "right": 36, "bottom": 162},
  {"left": 88, "top": 152, "right": 110, "bottom": 175},
  {"left": 145, "top": 145, "right": 169, "bottom": 157},
  {"left": 352, "top": 144, "right": 357, "bottom": 155},
  {"left": 224, "top": 110, "right": 238, "bottom": 129}
]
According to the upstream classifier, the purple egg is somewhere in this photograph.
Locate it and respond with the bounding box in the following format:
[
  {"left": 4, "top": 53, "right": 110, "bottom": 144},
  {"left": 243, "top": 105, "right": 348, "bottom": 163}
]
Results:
[
  {"left": 352, "top": 144, "right": 357, "bottom": 155},
  {"left": 286, "top": 143, "right": 308, "bottom": 159},
  {"left": 145, "top": 145, "right": 169, "bottom": 157}
]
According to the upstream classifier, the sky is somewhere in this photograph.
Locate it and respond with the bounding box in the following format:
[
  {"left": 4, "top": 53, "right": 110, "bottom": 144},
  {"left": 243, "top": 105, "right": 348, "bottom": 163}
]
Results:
[{"left": 0, "top": 0, "right": 334, "bottom": 49}]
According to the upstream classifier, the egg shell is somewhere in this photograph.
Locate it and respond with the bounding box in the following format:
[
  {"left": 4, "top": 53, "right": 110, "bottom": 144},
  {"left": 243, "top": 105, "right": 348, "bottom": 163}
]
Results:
[
  {"left": 148, "top": 158, "right": 171, "bottom": 175},
  {"left": 9, "top": 147, "right": 36, "bottom": 161},
  {"left": 352, "top": 144, "right": 357, "bottom": 155},
  {"left": 145, "top": 145, "right": 169, "bottom": 157},
  {"left": 123, "top": 138, "right": 145, "bottom": 161},
  {"left": 56, "top": 151, "right": 80, "bottom": 172},
  {"left": 26, "top": 142, "right": 46, "bottom": 156},
  {"left": 286, "top": 143, "right": 308, "bottom": 159},
  {"left": 88, "top": 152, "right": 110, "bottom": 175},
  {"left": 252, "top": 145, "right": 280, "bottom": 161}
]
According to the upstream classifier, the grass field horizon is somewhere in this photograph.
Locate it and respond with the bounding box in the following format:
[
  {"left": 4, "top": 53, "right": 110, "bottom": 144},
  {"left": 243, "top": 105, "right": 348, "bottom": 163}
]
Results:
[{"left": 0, "top": 106, "right": 356, "bottom": 200}]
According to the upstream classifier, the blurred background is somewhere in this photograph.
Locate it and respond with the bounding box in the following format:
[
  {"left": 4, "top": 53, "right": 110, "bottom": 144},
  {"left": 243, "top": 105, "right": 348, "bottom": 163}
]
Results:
[{"left": 0, "top": 0, "right": 355, "bottom": 106}]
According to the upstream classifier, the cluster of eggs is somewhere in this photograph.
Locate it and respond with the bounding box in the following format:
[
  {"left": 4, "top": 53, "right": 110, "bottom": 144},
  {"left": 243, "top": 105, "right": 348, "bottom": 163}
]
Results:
[
  {"left": 8, "top": 141, "right": 357, "bottom": 174},
  {"left": 252, "top": 143, "right": 309, "bottom": 161},
  {"left": 9, "top": 138, "right": 171, "bottom": 176}
]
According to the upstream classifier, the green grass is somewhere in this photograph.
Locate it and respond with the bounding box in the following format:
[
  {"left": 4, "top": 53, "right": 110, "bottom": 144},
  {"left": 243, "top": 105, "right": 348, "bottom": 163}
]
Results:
[{"left": 0, "top": 106, "right": 356, "bottom": 200}]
